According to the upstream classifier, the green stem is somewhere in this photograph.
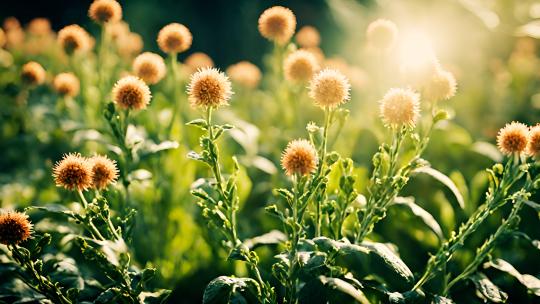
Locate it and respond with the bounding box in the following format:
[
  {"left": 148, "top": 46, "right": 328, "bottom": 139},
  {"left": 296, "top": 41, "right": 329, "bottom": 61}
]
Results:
[
  {"left": 287, "top": 176, "right": 301, "bottom": 304},
  {"left": 167, "top": 53, "right": 181, "bottom": 138},
  {"left": 77, "top": 190, "right": 106, "bottom": 241}
]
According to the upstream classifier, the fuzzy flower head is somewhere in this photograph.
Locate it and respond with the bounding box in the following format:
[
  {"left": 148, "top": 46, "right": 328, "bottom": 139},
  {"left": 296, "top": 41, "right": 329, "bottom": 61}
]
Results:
[
  {"left": 21, "top": 61, "right": 46, "bottom": 86},
  {"left": 53, "top": 153, "right": 93, "bottom": 191},
  {"left": 89, "top": 0, "right": 122, "bottom": 24},
  {"left": 379, "top": 88, "right": 420, "bottom": 128},
  {"left": 423, "top": 69, "right": 457, "bottom": 102},
  {"left": 187, "top": 67, "right": 233, "bottom": 108},
  {"left": 0, "top": 211, "right": 32, "bottom": 246},
  {"left": 53, "top": 73, "right": 80, "bottom": 97},
  {"left": 284, "top": 49, "right": 320, "bottom": 83},
  {"left": 527, "top": 124, "right": 540, "bottom": 158},
  {"left": 184, "top": 52, "right": 214, "bottom": 73},
  {"left": 296, "top": 25, "right": 321, "bottom": 48},
  {"left": 281, "top": 139, "right": 318, "bottom": 176},
  {"left": 117, "top": 32, "right": 143, "bottom": 57},
  {"left": 497, "top": 122, "right": 529, "bottom": 156},
  {"left": 226, "top": 61, "right": 262, "bottom": 89},
  {"left": 58, "top": 24, "right": 92, "bottom": 54},
  {"left": 90, "top": 155, "right": 119, "bottom": 190},
  {"left": 308, "top": 69, "right": 351, "bottom": 109},
  {"left": 112, "top": 76, "right": 152, "bottom": 110},
  {"left": 157, "top": 23, "right": 192, "bottom": 54},
  {"left": 367, "top": 19, "right": 398, "bottom": 50},
  {"left": 132, "top": 52, "right": 166, "bottom": 85},
  {"left": 258, "top": 6, "right": 296, "bottom": 45},
  {"left": 27, "top": 18, "right": 52, "bottom": 36}
]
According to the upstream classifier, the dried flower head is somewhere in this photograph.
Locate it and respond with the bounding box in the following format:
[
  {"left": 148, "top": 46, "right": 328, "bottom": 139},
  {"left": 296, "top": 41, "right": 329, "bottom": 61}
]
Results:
[
  {"left": 184, "top": 52, "right": 214, "bottom": 73},
  {"left": 27, "top": 18, "right": 52, "bottom": 36},
  {"left": 258, "top": 6, "right": 296, "bottom": 45},
  {"left": 226, "top": 61, "right": 262, "bottom": 89},
  {"left": 527, "top": 124, "right": 540, "bottom": 158},
  {"left": 423, "top": 69, "right": 457, "bottom": 102},
  {"left": 107, "top": 21, "right": 129, "bottom": 41},
  {"left": 133, "top": 52, "right": 166, "bottom": 85},
  {"left": 379, "top": 88, "right": 420, "bottom": 128},
  {"left": 0, "top": 211, "right": 32, "bottom": 246},
  {"left": 58, "top": 24, "right": 92, "bottom": 54},
  {"left": 281, "top": 139, "right": 318, "bottom": 176},
  {"left": 308, "top": 69, "right": 351, "bottom": 109},
  {"left": 366, "top": 19, "right": 398, "bottom": 50},
  {"left": 3, "top": 17, "right": 21, "bottom": 31},
  {"left": 497, "top": 122, "right": 529, "bottom": 156},
  {"left": 21, "top": 61, "right": 46, "bottom": 85},
  {"left": 88, "top": 0, "right": 122, "bottom": 24},
  {"left": 53, "top": 153, "right": 93, "bottom": 191},
  {"left": 117, "top": 32, "right": 143, "bottom": 57},
  {"left": 53, "top": 72, "right": 80, "bottom": 97},
  {"left": 112, "top": 76, "right": 152, "bottom": 110},
  {"left": 296, "top": 25, "right": 321, "bottom": 48},
  {"left": 284, "top": 49, "right": 319, "bottom": 83},
  {"left": 90, "top": 155, "right": 119, "bottom": 190},
  {"left": 157, "top": 23, "right": 192, "bottom": 54},
  {"left": 187, "top": 67, "right": 233, "bottom": 108}
]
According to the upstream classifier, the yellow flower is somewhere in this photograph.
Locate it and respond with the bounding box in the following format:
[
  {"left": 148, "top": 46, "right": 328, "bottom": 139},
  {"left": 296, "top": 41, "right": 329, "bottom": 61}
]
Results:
[
  {"left": 258, "top": 6, "right": 296, "bottom": 45},
  {"left": 496, "top": 122, "right": 529, "bottom": 156},
  {"left": 187, "top": 68, "right": 233, "bottom": 108},
  {"left": 379, "top": 88, "right": 420, "bottom": 128},
  {"left": 281, "top": 139, "right": 318, "bottom": 176},
  {"left": 112, "top": 76, "right": 152, "bottom": 110},
  {"left": 308, "top": 69, "right": 351, "bottom": 109}
]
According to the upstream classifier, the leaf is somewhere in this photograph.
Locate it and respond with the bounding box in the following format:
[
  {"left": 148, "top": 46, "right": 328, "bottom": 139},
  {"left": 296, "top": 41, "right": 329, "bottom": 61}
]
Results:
[
  {"left": 484, "top": 258, "right": 540, "bottom": 296},
  {"left": 360, "top": 242, "right": 415, "bottom": 284},
  {"left": 186, "top": 118, "right": 208, "bottom": 129},
  {"left": 318, "top": 276, "right": 371, "bottom": 304},
  {"left": 250, "top": 156, "right": 277, "bottom": 174},
  {"left": 392, "top": 197, "right": 444, "bottom": 239},
  {"left": 524, "top": 200, "right": 540, "bottom": 211},
  {"left": 471, "top": 141, "right": 503, "bottom": 162},
  {"left": 470, "top": 272, "right": 508, "bottom": 303},
  {"left": 516, "top": 20, "right": 540, "bottom": 38},
  {"left": 431, "top": 295, "right": 455, "bottom": 304},
  {"left": 413, "top": 166, "right": 465, "bottom": 209},
  {"left": 202, "top": 276, "right": 260, "bottom": 304},
  {"left": 140, "top": 289, "right": 171, "bottom": 304},
  {"left": 129, "top": 169, "right": 153, "bottom": 181},
  {"left": 243, "top": 230, "right": 287, "bottom": 249},
  {"left": 145, "top": 140, "right": 179, "bottom": 154}
]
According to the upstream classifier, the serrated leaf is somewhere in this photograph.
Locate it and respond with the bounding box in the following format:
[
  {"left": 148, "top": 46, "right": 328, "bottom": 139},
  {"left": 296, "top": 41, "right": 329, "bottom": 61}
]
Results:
[
  {"left": 470, "top": 272, "right": 507, "bottom": 303},
  {"left": 413, "top": 166, "right": 465, "bottom": 209}
]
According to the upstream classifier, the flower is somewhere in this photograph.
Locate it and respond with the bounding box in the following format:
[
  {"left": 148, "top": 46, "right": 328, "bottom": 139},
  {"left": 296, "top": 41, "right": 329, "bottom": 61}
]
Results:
[
  {"left": 258, "top": 6, "right": 296, "bottom": 45},
  {"left": 184, "top": 52, "right": 214, "bottom": 73},
  {"left": 281, "top": 139, "right": 318, "bottom": 176},
  {"left": 366, "top": 19, "right": 398, "bottom": 50},
  {"left": 0, "top": 29, "right": 5, "bottom": 47},
  {"left": 187, "top": 67, "right": 233, "bottom": 108},
  {"left": 0, "top": 211, "right": 32, "bottom": 246},
  {"left": 3, "top": 17, "right": 21, "bottom": 31},
  {"left": 226, "top": 61, "right": 262, "bottom": 89},
  {"left": 88, "top": 0, "right": 122, "bottom": 24},
  {"left": 379, "top": 88, "right": 420, "bottom": 128},
  {"left": 53, "top": 72, "right": 80, "bottom": 97},
  {"left": 58, "top": 24, "right": 92, "bottom": 54},
  {"left": 296, "top": 25, "right": 320, "bottom": 48},
  {"left": 284, "top": 49, "right": 319, "bottom": 83},
  {"left": 21, "top": 61, "right": 46, "bottom": 85},
  {"left": 496, "top": 122, "right": 529, "bottom": 156},
  {"left": 527, "top": 124, "right": 540, "bottom": 158},
  {"left": 90, "top": 155, "right": 119, "bottom": 190},
  {"left": 112, "top": 76, "right": 152, "bottom": 110},
  {"left": 157, "top": 23, "right": 192, "bottom": 54},
  {"left": 308, "top": 69, "right": 351, "bottom": 109},
  {"left": 117, "top": 32, "right": 143, "bottom": 57},
  {"left": 132, "top": 52, "right": 166, "bottom": 85},
  {"left": 52, "top": 153, "right": 93, "bottom": 191},
  {"left": 27, "top": 18, "right": 52, "bottom": 36},
  {"left": 423, "top": 69, "right": 457, "bottom": 102}
]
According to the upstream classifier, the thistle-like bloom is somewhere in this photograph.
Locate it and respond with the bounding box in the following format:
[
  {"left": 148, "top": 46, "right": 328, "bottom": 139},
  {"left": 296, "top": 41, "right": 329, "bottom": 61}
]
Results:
[
  {"left": 0, "top": 211, "right": 32, "bottom": 246},
  {"left": 226, "top": 61, "right": 262, "bottom": 89},
  {"left": 258, "top": 6, "right": 296, "bottom": 45},
  {"left": 366, "top": 19, "right": 398, "bottom": 50},
  {"left": 112, "top": 76, "right": 152, "bottom": 110},
  {"left": 107, "top": 20, "right": 129, "bottom": 41},
  {"left": 423, "top": 69, "right": 457, "bottom": 102},
  {"left": 308, "top": 69, "right": 351, "bottom": 109},
  {"left": 27, "top": 18, "right": 52, "bottom": 36},
  {"left": 281, "top": 139, "right": 318, "bottom": 176},
  {"left": 117, "top": 32, "right": 143, "bottom": 57},
  {"left": 296, "top": 25, "right": 321, "bottom": 48},
  {"left": 187, "top": 67, "right": 233, "bottom": 108},
  {"left": 58, "top": 24, "right": 92, "bottom": 54},
  {"left": 53, "top": 72, "right": 80, "bottom": 97},
  {"left": 90, "top": 155, "right": 119, "bottom": 190},
  {"left": 284, "top": 49, "right": 319, "bottom": 83},
  {"left": 132, "top": 52, "right": 166, "bottom": 85},
  {"left": 527, "top": 124, "right": 540, "bottom": 158},
  {"left": 157, "top": 23, "right": 192, "bottom": 54},
  {"left": 3, "top": 17, "right": 21, "bottom": 31},
  {"left": 21, "top": 61, "right": 46, "bottom": 85},
  {"left": 88, "top": 0, "right": 122, "bottom": 24},
  {"left": 53, "top": 153, "right": 93, "bottom": 191},
  {"left": 184, "top": 52, "right": 214, "bottom": 73},
  {"left": 496, "top": 122, "right": 529, "bottom": 156},
  {"left": 379, "top": 88, "right": 420, "bottom": 128}
]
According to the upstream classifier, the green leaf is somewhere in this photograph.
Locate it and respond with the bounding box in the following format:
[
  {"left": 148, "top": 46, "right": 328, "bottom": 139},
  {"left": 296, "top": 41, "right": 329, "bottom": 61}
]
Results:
[
  {"left": 431, "top": 295, "right": 455, "bottom": 304},
  {"left": 392, "top": 197, "right": 443, "bottom": 239},
  {"left": 413, "top": 166, "right": 465, "bottom": 209},
  {"left": 243, "top": 230, "right": 287, "bottom": 249},
  {"left": 318, "top": 276, "right": 370, "bottom": 304},
  {"left": 202, "top": 276, "right": 261, "bottom": 304},
  {"left": 470, "top": 272, "right": 507, "bottom": 303},
  {"left": 140, "top": 290, "right": 171, "bottom": 304},
  {"left": 360, "top": 242, "right": 414, "bottom": 285},
  {"left": 186, "top": 118, "right": 208, "bottom": 129},
  {"left": 484, "top": 258, "right": 540, "bottom": 296}
]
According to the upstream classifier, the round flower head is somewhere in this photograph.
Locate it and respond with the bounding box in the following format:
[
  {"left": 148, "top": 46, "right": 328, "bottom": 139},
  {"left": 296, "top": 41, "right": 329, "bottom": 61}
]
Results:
[
  {"left": 284, "top": 49, "right": 320, "bottom": 83},
  {"left": 0, "top": 29, "right": 5, "bottom": 47},
  {"left": 496, "top": 122, "right": 529, "bottom": 156},
  {"left": 117, "top": 32, "right": 143, "bottom": 57},
  {"left": 112, "top": 76, "right": 152, "bottom": 110},
  {"left": 296, "top": 25, "right": 321, "bottom": 48},
  {"left": 58, "top": 24, "right": 92, "bottom": 54},
  {"left": 132, "top": 52, "right": 166, "bottom": 85},
  {"left": 27, "top": 18, "right": 52, "bottom": 36},
  {"left": 0, "top": 211, "right": 32, "bottom": 246},
  {"left": 423, "top": 69, "right": 457, "bottom": 102},
  {"left": 366, "top": 19, "right": 398, "bottom": 50},
  {"left": 3, "top": 17, "right": 21, "bottom": 31},
  {"left": 258, "top": 6, "right": 296, "bottom": 45},
  {"left": 187, "top": 67, "right": 233, "bottom": 108},
  {"left": 53, "top": 72, "right": 80, "bottom": 97},
  {"left": 281, "top": 139, "right": 318, "bottom": 176},
  {"left": 308, "top": 69, "right": 351, "bottom": 109},
  {"left": 303, "top": 46, "right": 325, "bottom": 64},
  {"left": 21, "top": 61, "right": 46, "bottom": 86},
  {"left": 88, "top": 0, "right": 122, "bottom": 24},
  {"left": 157, "top": 23, "right": 192, "bottom": 54},
  {"left": 226, "top": 61, "right": 262, "bottom": 89},
  {"left": 53, "top": 153, "right": 93, "bottom": 191},
  {"left": 379, "top": 88, "right": 420, "bottom": 128},
  {"left": 90, "top": 155, "right": 119, "bottom": 190},
  {"left": 527, "top": 124, "right": 540, "bottom": 158},
  {"left": 107, "top": 20, "right": 129, "bottom": 41},
  {"left": 184, "top": 52, "right": 214, "bottom": 73}
]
